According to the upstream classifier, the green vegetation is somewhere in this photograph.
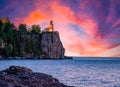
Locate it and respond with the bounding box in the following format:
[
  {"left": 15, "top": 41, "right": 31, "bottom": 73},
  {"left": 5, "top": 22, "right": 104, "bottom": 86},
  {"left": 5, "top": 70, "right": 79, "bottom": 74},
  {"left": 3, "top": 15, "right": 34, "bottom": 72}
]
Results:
[
  {"left": 0, "top": 18, "right": 42, "bottom": 58},
  {"left": 31, "top": 25, "right": 41, "bottom": 34}
]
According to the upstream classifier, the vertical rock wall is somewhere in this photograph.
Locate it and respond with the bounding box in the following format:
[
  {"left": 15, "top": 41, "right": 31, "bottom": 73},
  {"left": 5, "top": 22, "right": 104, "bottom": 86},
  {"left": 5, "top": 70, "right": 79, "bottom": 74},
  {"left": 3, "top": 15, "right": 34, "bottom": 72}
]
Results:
[{"left": 41, "top": 31, "right": 65, "bottom": 59}]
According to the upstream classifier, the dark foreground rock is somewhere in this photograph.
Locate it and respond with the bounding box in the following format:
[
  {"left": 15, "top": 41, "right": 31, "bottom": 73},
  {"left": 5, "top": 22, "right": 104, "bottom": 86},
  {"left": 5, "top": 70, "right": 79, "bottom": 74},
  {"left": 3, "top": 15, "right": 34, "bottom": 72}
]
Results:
[{"left": 0, "top": 66, "right": 69, "bottom": 87}]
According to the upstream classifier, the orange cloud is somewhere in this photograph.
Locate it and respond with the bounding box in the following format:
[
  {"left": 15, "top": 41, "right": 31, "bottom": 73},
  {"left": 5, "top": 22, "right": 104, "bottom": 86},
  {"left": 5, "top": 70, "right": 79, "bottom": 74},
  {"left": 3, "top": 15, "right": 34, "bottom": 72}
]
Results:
[
  {"left": 23, "top": 10, "right": 49, "bottom": 25},
  {"left": 14, "top": 10, "right": 49, "bottom": 26}
]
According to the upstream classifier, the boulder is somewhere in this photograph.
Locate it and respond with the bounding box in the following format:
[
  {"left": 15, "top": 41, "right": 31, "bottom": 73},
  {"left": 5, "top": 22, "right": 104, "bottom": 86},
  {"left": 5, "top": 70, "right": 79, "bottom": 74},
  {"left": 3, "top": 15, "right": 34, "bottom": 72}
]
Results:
[{"left": 0, "top": 66, "right": 69, "bottom": 87}]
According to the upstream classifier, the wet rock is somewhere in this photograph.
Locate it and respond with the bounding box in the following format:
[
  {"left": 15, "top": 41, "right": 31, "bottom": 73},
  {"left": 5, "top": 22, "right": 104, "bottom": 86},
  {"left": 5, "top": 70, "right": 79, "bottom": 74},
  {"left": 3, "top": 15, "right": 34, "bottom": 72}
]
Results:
[{"left": 0, "top": 66, "right": 69, "bottom": 87}]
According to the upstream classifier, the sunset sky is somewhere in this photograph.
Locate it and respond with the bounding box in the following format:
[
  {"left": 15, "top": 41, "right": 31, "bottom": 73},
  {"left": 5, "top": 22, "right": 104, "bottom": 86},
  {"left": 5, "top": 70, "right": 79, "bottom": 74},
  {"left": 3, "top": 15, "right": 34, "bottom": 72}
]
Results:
[{"left": 0, "top": 0, "right": 120, "bottom": 57}]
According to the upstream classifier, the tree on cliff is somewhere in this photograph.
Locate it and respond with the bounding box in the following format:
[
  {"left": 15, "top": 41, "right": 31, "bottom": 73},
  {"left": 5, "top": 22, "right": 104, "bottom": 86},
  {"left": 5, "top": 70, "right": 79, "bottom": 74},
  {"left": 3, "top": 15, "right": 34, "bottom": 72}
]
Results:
[
  {"left": 18, "top": 24, "right": 27, "bottom": 32},
  {"left": 4, "top": 44, "right": 13, "bottom": 58},
  {"left": 0, "top": 18, "right": 43, "bottom": 58},
  {"left": 31, "top": 25, "right": 41, "bottom": 34}
]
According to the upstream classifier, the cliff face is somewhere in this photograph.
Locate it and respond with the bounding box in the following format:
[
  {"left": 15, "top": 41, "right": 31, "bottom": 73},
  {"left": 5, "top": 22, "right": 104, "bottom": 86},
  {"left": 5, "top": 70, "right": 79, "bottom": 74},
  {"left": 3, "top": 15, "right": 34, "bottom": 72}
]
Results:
[
  {"left": 41, "top": 31, "right": 65, "bottom": 59},
  {"left": 0, "top": 31, "right": 65, "bottom": 59}
]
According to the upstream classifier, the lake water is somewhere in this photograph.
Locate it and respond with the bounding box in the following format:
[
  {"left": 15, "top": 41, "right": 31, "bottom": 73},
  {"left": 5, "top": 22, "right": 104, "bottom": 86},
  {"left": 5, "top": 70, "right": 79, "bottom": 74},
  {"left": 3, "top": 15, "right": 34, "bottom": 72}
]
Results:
[{"left": 0, "top": 58, "right": 120, "bottom": 87}]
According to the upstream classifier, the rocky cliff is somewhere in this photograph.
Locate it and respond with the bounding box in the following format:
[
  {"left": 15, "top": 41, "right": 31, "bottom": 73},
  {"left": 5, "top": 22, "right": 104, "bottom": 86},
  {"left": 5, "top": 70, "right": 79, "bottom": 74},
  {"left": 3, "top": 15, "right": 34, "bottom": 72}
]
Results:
[
  {"left": 41, "top": 31, "right": 65, "bottom": 59},
  {"left": 0, "top": 18, "right": 65, "bottom": 59},
  {"left": 0, "top": 31, "right": 65, "bottom": 59}
]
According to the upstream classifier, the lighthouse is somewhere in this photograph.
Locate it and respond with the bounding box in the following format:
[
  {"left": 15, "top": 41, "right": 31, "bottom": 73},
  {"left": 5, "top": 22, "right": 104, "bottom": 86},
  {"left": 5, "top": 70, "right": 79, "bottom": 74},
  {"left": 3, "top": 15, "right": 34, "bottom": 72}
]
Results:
[
  {"left": 49, "top": 20, "right": 54, "bottom": 32},
  {"left": 43, "top": 20, "right": 54, "bottom": 32}
]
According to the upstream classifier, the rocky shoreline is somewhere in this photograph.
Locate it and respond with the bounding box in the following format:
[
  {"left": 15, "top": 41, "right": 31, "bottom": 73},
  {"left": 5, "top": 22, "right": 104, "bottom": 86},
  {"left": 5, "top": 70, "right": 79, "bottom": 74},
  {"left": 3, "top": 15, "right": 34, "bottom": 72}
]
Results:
[
  {"left": 0, "top": 66, "right": 71, "bottom": 87},
  {"left": 0, "top": 56, "right": 73, "bottom": 60}
]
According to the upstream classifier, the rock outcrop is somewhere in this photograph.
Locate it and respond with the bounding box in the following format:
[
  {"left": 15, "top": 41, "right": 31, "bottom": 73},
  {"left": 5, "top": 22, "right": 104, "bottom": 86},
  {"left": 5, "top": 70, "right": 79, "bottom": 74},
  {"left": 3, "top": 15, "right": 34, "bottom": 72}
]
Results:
[
  {"left": 41, "top": 31, "right": 65, "bottom": 59},
  {"left": 0, "top": 66, "right": 69, "bottom": 87}
]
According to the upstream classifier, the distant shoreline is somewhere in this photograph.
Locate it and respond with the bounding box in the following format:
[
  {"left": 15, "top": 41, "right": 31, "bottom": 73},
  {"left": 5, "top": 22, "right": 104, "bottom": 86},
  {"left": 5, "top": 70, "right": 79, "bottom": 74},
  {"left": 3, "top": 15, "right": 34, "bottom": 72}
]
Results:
[{"left": 0, "top": 56, "right": 73, "bottom": 60}]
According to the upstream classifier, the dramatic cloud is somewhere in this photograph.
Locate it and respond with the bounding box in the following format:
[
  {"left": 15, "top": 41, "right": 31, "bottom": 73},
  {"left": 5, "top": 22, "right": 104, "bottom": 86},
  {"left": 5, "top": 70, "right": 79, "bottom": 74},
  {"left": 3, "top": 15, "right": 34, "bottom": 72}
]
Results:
[{"left": 0, "top": 0, "right": 120, "bottom": 57}]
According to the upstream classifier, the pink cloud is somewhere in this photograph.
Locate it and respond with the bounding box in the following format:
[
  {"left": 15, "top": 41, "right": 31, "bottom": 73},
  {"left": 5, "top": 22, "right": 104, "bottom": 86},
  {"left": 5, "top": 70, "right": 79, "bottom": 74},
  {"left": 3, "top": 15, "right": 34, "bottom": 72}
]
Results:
[
  {"left": 69, "top": 13, "right": 98, "bottom": 38},
  {"left": 111, "top": 19, "right": 120, "bottom": 28}
]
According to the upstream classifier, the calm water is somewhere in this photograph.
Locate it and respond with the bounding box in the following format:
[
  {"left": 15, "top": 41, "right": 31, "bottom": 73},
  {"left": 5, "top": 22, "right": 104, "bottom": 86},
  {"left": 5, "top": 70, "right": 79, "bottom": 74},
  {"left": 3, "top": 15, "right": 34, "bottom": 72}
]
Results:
[{"left": 0, "top": 58, "right": 120, "bottom": 87}]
